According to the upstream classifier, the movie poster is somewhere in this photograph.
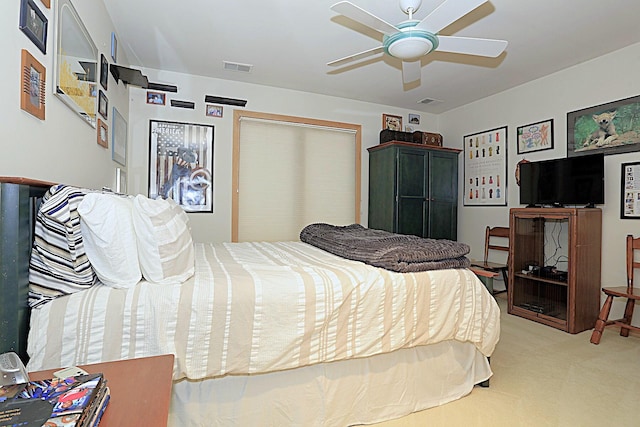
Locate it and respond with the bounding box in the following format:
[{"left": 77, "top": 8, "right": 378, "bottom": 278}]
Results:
[{"left": 149, "top": 120, "right": 214, "bottom": 213}]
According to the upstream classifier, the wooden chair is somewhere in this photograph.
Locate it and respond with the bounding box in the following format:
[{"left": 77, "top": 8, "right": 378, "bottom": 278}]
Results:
[
  {"left": 471, "top": 226, "right": 510, "bottom": 295},
  {"left": 590, "top": 235, "right": 640, "bottom": 344}
]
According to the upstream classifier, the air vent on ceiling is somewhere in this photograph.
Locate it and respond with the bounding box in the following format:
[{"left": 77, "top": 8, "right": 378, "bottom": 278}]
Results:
[
  {"left": 223, "top": 61, "right": 253, "bottom": 73},
  {"left": 418, "top": 97, "right": 442, "bottom": 105}
]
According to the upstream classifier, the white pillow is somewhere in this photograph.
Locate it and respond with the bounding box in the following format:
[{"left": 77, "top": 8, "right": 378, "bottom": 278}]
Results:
[
  {"left": 132, "top": 195, "right": 195, "bottom": 284},
  {"left": 78, "top": 193, "right": 142, "bottom": 288}
]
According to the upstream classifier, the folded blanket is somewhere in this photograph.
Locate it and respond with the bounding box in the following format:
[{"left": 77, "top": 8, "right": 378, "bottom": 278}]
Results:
[{"left": 300, "top": 223, "right": 470, "bottom": 273}]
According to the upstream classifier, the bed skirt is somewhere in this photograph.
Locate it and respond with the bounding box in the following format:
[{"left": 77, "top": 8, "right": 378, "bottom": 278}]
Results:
[{"left": 169, "top": 340, "right": 491, "bottom": 426}]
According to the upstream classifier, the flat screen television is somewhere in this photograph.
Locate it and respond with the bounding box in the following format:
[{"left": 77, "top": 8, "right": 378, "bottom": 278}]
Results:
[{"left": 519, "top": 154, "right": 605, "bottom": 207}]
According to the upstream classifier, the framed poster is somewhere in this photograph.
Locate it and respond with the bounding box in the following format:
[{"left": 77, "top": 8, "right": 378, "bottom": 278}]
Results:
[
  {"left": 149, "top": 120, "right": 214, "bottom": 213},
  {"left": 621, "top": 161, "right": 640, "bottom": 219},
  {"left": 464, "top": 126, "right": 508, "bottom": 206},
  {"left": 567, "top": 94, "right": 640, "bottom": 157},
  {"left": 517, "top": 118, "right": 553, "bottom": 154}
]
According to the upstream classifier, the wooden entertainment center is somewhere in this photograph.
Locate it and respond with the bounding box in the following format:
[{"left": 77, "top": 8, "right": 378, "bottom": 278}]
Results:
[{"left": 508, "top": 207, "right": 602, "bottom": 333}]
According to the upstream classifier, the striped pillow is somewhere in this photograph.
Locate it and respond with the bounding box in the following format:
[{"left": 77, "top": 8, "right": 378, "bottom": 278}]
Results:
[
  {"left": 29, "top": 185, "right": 98, "bottom": 308},
  {"left": 131, "top": 195, "right": 194, "bottom": 284}
]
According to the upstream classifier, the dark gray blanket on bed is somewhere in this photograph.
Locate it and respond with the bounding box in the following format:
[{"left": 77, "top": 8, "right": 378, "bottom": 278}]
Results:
[{"left": 300, "top": 223, "right": 470, "bottom": 273}]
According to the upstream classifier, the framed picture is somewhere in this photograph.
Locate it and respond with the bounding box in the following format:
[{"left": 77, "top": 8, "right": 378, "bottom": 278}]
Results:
[
  {"left": 408, "top": 113, "right": 420, "bottom": 125},
  {"left": 206, "top": 104, "right": 223, "bottom": 117},
  {"left": 463, "top": 126, "right": 508, "bottom": 206},
  {"left": 98, "top": 90, "right": 108, "bottom": 119},
  {"left": 116, "top": 167, "right": 127, "bottom": 194},
  {"left": 110, "top": 32, "right": 117, "bottom": 62},
  {"left": 112, "top": 107, "right": 127, "bottom": 166},
  {"left": 567, "top": 94, "right": 640, "bottom": 157},
  {"left": 97, "top": 118, "right": 108, "bottom": 148},
  {"left": 19, "top": 0, "right": 48, "bottom": 54},
  {"left": 20, "top": 49, "right": 46, "bottom": 120},
  {"left": 100, "top": 54, "right": 108, "bottom": 90},
  {"left": 382, "top": 114, "right": 402, "bottom": 131},
  {"left": 621, "top": 161, "right": 640, "bottom": 219},
  {"left": 146, "top": 91, "right": 166, "bottom": 105},
  {"left": 149, "top": 120, "right": 214, "bottom": 213},
  {"left": 517, "top": 118, "right": 553, "bottom": 154},
  {"left": 55, "top": 0, "right": 98, "bottom": 127},
  {"left": 41, "top": 0, "right": 50, "bottom": 8}
]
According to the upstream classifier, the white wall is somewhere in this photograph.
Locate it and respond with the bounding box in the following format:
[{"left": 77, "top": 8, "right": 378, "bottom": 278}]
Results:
[
  {"left": 127, "top": 68, "right": 438, "bottom": 242},
  {"left": 1, "top": 0, "right": 129, "bottom": 189},
  {"left": 441, "top": 42, "right": 640, "bottom": 323}
]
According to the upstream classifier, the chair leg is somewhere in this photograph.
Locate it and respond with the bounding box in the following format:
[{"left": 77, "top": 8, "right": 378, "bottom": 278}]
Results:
[
  {"left": 620, "top": 298, "right": 636, "bottom": 338},
  {"left": 501, "top": 269, "right": 508, "bottom": 293},
  {"left": 590, "top": 295, "right": 614, "bottom": 345}
]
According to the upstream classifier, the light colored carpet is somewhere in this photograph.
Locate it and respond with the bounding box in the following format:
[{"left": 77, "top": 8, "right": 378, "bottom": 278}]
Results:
[{"left": 374, "top": 296, "right": 640, "bottom": 427}]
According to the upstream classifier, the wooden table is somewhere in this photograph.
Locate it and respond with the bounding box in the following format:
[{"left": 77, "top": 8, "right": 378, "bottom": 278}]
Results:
[{"left": 29, "top": 354, "right": 174, "bottom": 427}]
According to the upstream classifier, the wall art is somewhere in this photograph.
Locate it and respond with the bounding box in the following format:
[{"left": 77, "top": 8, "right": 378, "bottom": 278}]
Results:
[
  {"left": 382, "top": 114, "right": 402, "bottom": 131},
  {"left": 463, "top": 126, "right": 508, "bottom": 206},
  {"left": 148, "top": 120, "right": 214, "bottom": 213},
  {"left": 206, "top": 104, "right": 223, "bottom": 117},
  {"left": 20, "top": 49, "right": 46, "bottom": 120},
  {"left": 97, "top": 118, "right": 108, "bottom": 148},
  {"left": 112, "top": 107, "right": 127, "bottom": 166},
  {"left": 567, "top": 94, "right": 640, "bottom": 157},
  {"left": 517, "top": 118, "right": 553, "bottom": 154},
  {"left": 621, "top": 161, "right": 640, "bottom": 219},
  {"left": 20, "top": 0, "right": 47, "bottom": 54}
]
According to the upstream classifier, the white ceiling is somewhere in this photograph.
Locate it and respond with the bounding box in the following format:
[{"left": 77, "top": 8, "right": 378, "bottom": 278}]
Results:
[{"left": 103, "top": 0, "right": 640, "bottom": 114}]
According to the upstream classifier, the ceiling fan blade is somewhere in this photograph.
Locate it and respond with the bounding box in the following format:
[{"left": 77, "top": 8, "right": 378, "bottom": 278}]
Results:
[
  {"left": 402, "top": 60, "right": 421, "bottom": 84},
  {"left": 327, "top": 46, "right": 385, "bottom": 67},
  {"left": 415, "top": 0, "right": 487, "bottom": 34},
  {"left": 436, "top": 36, "right": 508, "bottom": 57},
  {"left": 331, "top": 1, "right": 399, "bottom": 35}
]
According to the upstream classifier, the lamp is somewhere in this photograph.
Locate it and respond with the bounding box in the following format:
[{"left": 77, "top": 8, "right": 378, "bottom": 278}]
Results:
[{"left": 383, "top": 22, "right": 439, "bottom": 60}]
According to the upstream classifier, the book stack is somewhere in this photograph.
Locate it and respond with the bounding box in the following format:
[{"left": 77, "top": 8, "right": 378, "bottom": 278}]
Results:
[{"left": 0, "top": 373, "right": 110, "bottom": 426}]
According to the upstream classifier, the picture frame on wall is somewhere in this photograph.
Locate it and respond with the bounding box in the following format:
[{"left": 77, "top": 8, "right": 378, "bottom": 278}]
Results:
[
  {"left": 100, "top": 54, "right": 108, "bottom": 90},
  {"left": 463, "top": 126, "right": 508, "bottom": 206},
  {"left": 98, "top": 90, "right": 108, "bottom": 119},
  {"left": 110, "top": 32, "right": 117, "bottom": 62},
  {"left": 146, "top": 91, "right": 166, "bottom": 105},
  {"left": 97, "top": 118, "right": 108, "bottom": 148},
  {"left": 206, "top": 104, "right": 223, "bottom": 117},
  {"left": 382, "top": 114, "right": 402, "bottom": 131},
  {"left": 621, "top": 161, "right": 640, "bottom": 219},
  {"left": 148, "top": 120, "right": 214, "bottom": 213},
  {"left": 20, "top": 49, "right": 46, "bottom": 120},
  {"left": 41, "top": 0, "right": 50, "bottom": 8},
  {"left": 516, "top": 118, "right": 553, "bottom": 154},
  {"left": 567, "top": 94, "right": 640, "bottom": 157},
  {"left": 112, "top": 107, "right": 127, "bottom": 166},
  {"left": 19, "top": 0, "right": 48, "bottom": 54}
]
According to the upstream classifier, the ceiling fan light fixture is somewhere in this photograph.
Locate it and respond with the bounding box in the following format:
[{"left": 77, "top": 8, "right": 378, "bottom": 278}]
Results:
[{"left": 383, "top": 26, "right": 438, "bottom": 60}]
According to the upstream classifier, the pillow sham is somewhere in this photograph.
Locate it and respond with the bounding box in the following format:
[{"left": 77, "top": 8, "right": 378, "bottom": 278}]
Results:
[
  {"left": 131, "top": 195, "right": 194, "bottom": 284},
  {"left": 78, "top": 193, "right": 141, "bottom": 288},
  {"left": 29, "top": 185, "right": 98, "bottom": 308}
]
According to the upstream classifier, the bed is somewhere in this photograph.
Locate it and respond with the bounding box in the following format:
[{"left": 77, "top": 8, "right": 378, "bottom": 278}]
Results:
[{"left": 1, "top": 178, "right": 500, "bottom": 426}]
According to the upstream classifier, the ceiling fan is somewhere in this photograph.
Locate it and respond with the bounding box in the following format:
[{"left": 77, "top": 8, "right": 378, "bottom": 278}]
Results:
[{"left": 327, "top": 0, "right": 508, "bottom": 85}]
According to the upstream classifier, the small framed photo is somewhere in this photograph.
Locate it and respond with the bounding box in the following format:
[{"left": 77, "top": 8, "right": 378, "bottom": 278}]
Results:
[
  {"left": 382, "top": 114, "right": 402, "bottom": 131},
  {"left": 146, "top": 91, "right": 166, "bottom": 105},
  {"left": 20, "top": 49, "right": 46, "bottom": 120},
  {"left": 110, "top": 32, "right": 118, "bottom": 62},
  {"left": 41, "top": 0, "right": 50, "bottom": 8},
  {"left": 621, "top": 161, "right": 640, "bottom": 219},
  {"left": 206, "top": 104, "right": 223, "bottom": 118},
  {"left": 100, "top": 54, "right": 109, "bottom": 90},
  {"left": 97, "top": 118, "right": 108, "bottom": 148},
  {"left": 19, "top": 0, "right": 48, "bottom": 54},
  {"left": 517, "top": 118, "right": 554, "bottom": 154},
  {"left": 98, "top": 90, "right": 108, "bottom": 119},
  {"left": 408, "top": 113, "right": 420, "bottom": 125}
]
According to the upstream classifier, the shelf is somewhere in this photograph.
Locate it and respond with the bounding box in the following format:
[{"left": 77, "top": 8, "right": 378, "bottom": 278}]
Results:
[{"left": 513, "top": 272, "right": 568, "bottom": 287}]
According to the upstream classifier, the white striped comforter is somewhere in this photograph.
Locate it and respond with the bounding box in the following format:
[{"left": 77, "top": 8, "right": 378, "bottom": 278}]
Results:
[{"left": 27, "top": 242, "right": 500, "bottom": 381}]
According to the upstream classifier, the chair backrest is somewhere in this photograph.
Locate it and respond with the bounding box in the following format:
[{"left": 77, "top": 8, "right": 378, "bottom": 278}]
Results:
[
  {"left": 627, "top": 234, "right": 640, "bottom": 289},
  {"left": 484, "top": 226, "right": 510, "bottom": 264}
]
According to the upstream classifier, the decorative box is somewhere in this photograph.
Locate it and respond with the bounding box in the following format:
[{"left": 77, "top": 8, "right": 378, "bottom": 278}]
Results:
[
  {"left": 379, "top": 129, "right": 414, "bottom": 144},
  {"left": 413, "top": 131, "right": 443, "bottom": 146}
]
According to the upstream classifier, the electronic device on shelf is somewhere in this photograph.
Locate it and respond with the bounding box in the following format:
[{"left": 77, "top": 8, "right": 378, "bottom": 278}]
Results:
[
  {"left": 519, "top": 153, "right": 605, "bottom": 207},
  {"left": 0, "top": 351, "right": 29, "bottom": 385}
]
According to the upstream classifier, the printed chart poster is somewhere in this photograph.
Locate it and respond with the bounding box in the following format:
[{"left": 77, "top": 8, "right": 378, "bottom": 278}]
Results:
[
  {"left": 464, "top": 126, "right": 508, "bottom": 206},
  {"left": 149, "top": 120, "right": 214, "bottom": 213},
  {"left": 621, "top": 162, "right": 640, "bottom": 219}
]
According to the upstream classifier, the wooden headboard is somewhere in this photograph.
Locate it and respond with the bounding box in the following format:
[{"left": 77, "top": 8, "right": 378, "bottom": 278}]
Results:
[{"left": 0, "top": 177, "right": 54, "bottom": 363}]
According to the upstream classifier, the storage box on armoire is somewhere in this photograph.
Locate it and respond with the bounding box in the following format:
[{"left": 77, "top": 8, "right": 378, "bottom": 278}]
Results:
[
  {"left": 412, "top": 131, "right": 443, "bottom": 146},
  {"left": 379, "top": 129, "right": 414, "bottom": 144}
]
